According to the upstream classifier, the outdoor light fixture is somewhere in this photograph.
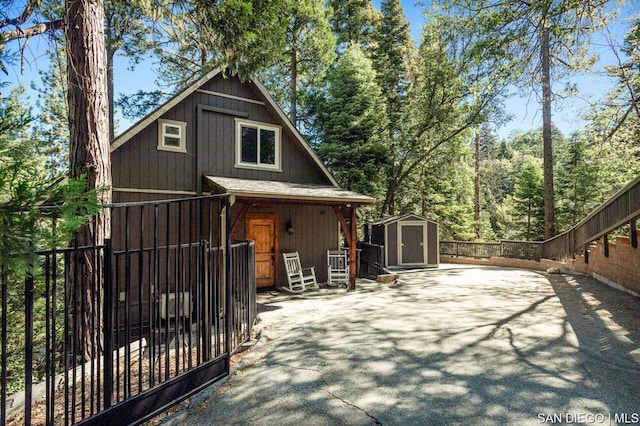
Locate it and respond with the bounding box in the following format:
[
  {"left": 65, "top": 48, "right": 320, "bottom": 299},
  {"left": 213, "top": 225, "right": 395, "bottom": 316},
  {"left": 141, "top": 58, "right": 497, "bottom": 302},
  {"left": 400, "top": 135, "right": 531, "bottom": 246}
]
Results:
[{"left": 286, "top": 220, "right": 294, "bottom": 235}]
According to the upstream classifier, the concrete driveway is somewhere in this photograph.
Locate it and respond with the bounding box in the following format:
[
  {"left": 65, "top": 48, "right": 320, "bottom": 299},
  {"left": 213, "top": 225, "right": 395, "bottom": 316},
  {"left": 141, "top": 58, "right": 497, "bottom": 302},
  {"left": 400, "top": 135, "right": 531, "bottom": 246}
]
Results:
[{"left": 165, "top": 265, "right": 640, "bottom": 425}]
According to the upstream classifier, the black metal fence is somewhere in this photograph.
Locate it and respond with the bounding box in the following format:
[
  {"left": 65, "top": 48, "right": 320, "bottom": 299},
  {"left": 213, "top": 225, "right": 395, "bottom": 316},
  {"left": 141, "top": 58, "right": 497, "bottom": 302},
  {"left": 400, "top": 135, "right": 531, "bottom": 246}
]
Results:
[
  {"left": 0, "top": 195, "right": 256, "bottom": 425},
  {"left": 357, "top": 242, "right": 385, "bottom": 278},
  {"left": 440, "top": 240, "right": 543, "bottom": 261}
]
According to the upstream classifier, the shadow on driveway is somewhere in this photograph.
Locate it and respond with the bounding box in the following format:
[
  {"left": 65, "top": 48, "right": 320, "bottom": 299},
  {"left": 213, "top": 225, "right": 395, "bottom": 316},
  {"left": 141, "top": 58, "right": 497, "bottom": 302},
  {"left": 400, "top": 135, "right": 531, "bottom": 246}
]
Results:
[{"left": 165, "top": 266, "right": 640, "bottom": 426}]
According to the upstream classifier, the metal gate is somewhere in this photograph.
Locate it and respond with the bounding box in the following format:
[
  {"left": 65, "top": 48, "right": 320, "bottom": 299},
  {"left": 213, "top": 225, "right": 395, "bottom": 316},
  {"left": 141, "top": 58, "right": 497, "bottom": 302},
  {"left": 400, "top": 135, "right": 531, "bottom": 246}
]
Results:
[{"left": 0, "top": 195, "right": 256, "bottom": 425}]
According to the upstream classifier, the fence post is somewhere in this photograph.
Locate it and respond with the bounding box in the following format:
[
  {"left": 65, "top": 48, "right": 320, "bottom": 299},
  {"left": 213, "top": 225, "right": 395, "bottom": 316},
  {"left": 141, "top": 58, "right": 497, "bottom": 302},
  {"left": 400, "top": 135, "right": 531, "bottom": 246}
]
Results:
[
  {"left": 201, "top": 240, "right": 211, "bottom": 359},
  {"left": 24, "top": 266, "right": 34, "bottom": 425},
  {"left": 103, "top": 238, "right": 113, "bottom": 409},
  {"left": 224, "top": 196, "right": 232, "bottom": 360}
]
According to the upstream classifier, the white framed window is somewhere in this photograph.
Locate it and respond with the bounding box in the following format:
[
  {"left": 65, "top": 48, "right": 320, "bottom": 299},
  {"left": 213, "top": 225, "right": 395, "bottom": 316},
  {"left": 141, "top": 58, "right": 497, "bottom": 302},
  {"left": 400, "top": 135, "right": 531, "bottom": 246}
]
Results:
[
  {"left": 235, "top": 119, "right": 281, "bottom": 171},
  {"left": 158, "top": 119, "right": 187, "bottom": 153}
]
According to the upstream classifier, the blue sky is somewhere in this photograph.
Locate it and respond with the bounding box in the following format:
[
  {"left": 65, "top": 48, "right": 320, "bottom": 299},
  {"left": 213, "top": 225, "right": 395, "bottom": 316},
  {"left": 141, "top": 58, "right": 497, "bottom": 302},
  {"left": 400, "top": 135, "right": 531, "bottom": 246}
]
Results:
[{"left": 3, "top": 0, "right": 635, "bottom": 141}]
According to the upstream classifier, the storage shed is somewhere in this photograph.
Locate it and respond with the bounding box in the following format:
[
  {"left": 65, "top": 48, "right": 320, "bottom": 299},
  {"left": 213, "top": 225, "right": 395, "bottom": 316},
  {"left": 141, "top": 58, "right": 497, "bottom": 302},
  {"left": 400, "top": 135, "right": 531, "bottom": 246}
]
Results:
[{"left": 365, "top": 214, "right": 439, "bottom": 268}]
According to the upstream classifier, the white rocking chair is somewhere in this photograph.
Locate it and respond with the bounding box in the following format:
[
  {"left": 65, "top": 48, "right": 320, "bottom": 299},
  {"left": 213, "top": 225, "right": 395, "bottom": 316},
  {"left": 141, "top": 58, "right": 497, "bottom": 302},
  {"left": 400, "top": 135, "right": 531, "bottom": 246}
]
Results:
[
  {"left": 327, "top": 249, "right": 349, "bottom": 287},
  {"left": 282, "top": 252, "right": 318, "bottom": 293}
]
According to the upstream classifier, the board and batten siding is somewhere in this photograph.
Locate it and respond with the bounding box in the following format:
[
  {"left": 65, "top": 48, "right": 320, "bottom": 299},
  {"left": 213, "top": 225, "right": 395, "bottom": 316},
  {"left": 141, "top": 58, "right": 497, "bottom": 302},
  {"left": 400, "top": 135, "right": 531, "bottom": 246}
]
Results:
[
  {"left": 112, "top": 73, "right": 330, "bottom": 194},
  {"left": 232, "top": 203, "right": 338, "bottom": 286},
  {"left": 427, "top": 221, "right": 439, "bottom": 266},
  {"left": 110, "top": 191, "right": 223, "bottom": 332},
  {"left": 386, "top": 222, "right": 398, "bottom": 266}
]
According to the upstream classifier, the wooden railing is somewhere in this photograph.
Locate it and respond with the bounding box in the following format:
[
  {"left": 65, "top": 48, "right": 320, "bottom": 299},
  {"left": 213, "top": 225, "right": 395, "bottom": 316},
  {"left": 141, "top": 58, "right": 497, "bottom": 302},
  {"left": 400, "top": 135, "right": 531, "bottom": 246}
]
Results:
[
  {"left": 542, "top": 173, "right": 640, "bottom": 259},
  {"left": 441, "top": 174, "right": 640, "bottom": 262},
  {"left": 441, "top": 240, "right": 542, "bottom": 261}
]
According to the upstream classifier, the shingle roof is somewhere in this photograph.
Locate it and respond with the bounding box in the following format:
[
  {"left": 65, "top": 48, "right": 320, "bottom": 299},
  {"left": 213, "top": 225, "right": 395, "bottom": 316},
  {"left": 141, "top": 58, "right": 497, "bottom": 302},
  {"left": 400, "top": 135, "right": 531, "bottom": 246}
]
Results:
[{"left": 206, "top": 176, "right": 375, "bottom": 205}]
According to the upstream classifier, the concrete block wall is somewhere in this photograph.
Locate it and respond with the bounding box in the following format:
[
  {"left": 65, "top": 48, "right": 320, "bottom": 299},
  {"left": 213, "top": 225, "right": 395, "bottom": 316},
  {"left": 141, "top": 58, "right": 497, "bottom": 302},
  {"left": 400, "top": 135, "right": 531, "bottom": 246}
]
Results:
[
  {"left": 571, "top": 231, "right": 640, "bottom": 295},
  {"left": 440, "top": 255, "right": 548, "bottom": 271}
]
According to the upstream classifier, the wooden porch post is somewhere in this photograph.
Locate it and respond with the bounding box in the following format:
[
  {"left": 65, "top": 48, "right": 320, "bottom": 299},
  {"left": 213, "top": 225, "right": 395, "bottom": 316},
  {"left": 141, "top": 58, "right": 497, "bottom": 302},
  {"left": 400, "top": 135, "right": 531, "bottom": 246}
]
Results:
[
  {"left": 349, "top": 207, "right": 357, "bottom": 291},
  {"left": 334, "top": 205, "right": 358, "bottom": 291}
]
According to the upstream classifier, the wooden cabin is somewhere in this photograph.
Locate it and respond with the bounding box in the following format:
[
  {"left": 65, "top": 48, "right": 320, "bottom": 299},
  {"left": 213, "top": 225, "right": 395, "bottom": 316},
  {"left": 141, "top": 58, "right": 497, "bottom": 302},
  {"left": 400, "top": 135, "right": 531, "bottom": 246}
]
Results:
[
  {"left": 365, "top": 214, "right": 439, "bottom": 268},
  {"left": 110, "top": 69, "right": 374, "bottom": 291}
]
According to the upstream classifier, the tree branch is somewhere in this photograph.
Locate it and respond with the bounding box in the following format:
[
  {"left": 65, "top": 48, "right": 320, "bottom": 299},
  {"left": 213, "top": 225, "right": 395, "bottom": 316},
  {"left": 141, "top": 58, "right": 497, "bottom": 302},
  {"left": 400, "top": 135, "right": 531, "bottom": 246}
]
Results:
[
  {"left": 2, "top": 19, "right": 65, "bottom": 42},
  {"left": 0, "top": 0, "right": 39, "bottom": 29}
]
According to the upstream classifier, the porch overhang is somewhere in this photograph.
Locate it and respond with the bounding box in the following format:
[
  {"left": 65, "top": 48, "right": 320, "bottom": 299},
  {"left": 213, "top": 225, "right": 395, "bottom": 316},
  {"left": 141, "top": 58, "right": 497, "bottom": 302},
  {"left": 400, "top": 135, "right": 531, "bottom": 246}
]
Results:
[
  {"left": 205, "top": 176, "right": 374, "bottom": 291},
  {"left": 204, "top": 176, "right": 375, "bottom": 206}
]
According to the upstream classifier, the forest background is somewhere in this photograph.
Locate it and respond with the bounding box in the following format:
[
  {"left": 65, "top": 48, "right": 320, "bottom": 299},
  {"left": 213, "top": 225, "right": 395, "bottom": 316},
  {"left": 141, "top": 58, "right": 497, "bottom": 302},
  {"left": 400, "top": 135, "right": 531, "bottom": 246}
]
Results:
[{"left": 2, "top": 0, "right": 640, "bottom": 243}]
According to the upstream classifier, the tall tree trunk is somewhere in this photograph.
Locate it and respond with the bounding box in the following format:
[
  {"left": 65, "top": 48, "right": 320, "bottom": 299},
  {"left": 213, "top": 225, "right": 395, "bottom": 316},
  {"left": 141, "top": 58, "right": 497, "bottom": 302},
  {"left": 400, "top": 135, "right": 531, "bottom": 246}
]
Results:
[
  {"left": 474, "top": 131, "right": 480, "bottom": 239},
  {"left": 107, "top": 48, "right": 115, "bottom": 141},
  {"left": 289, "top": 48, "right": 298, "bottom": 124},
  {"left": 541, "top": 20, "right": 556, "bottom": 239},
  {"left": 66, "top": 0, "right": 112, "bottom": 362}
]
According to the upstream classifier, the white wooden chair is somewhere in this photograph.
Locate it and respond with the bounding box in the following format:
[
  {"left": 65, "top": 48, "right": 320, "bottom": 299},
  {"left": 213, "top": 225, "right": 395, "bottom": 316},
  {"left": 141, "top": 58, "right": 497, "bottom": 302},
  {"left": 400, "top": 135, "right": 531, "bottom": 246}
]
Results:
[
  {"left": 327, "top": 249, "right": 349, "bottom": 287},
  {"left": 282, "top": 252, "right": 318, "bottom": 293}
]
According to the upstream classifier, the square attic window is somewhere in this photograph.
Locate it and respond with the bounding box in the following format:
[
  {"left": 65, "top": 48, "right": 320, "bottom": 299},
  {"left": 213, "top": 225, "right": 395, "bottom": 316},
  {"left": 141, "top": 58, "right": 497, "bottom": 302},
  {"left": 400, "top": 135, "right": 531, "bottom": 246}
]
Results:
[
  {"left": 158, "top": 119, "right": 187, "bottom": 153},
  {"left": 235, "top": 119, "right": 281, "bottom": 171}
]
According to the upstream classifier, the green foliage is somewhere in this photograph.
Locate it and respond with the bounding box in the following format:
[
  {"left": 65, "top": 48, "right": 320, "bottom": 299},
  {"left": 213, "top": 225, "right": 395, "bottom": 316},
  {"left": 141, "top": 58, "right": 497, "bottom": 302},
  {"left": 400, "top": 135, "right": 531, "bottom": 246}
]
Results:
[
  {"left": 447, "top": 0, "right": 607, "bottom": 89},
  {"left": 260, "top": 0, "right": 336, "bottom": 125},
  {"left": 372, "top": 0, "right": 414, "bottom": 154},
  {"left": 379, "top": 11, "right": 509, "bottom": 216},
  {"left": 0, "top": 87, "right": 102, "bottom": 394},
  {"left": 588, "top": 17, "right": 640, "bottom": 146},
  {"left": 194, "top": 0, "right": 288, "bottom": 79},
  {"left": 399, "top": 141, "right": 476, "bottom": 240},
  {"left": 116, "top": 90, "right": 168, "bottom": 121},
  {"left": 316, "top": 44, "right": 389, "bottom": 196},
  {"left": 30, "top": 45, "right": 69, "bottom": 176},
  {"left": 555, "top": 132, "right": 640, "bottom": 232},
  {"left": 328, "top": 0, "right": 380, "bottom": 52},
  {"left": 0, "top": 88, "right": 101, "bottom": 278},
  {"left": 504, "top": 160, "right": 545, "bottom": 241}
]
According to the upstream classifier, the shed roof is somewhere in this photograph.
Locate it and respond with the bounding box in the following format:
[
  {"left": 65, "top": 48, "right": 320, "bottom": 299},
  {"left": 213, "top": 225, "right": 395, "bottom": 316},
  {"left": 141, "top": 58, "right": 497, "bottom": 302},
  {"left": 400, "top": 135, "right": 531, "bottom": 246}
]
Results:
[
  {"left": 206, "top": 176, "right": 375, "bottom": 205},
  {"left": 369, "top": 213, "right": 438, "bottom": 226}
]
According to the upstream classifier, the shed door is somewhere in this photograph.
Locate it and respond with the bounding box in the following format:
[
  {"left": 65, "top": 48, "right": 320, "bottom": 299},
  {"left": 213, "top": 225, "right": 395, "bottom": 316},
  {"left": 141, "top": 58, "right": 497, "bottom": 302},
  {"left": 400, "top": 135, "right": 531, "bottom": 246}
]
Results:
[
  {"left": 246, "top": 214, "right": 278, "bottom": 287},
  {"left": 399, "top": 223, "right": 425, "bottom": 265}
]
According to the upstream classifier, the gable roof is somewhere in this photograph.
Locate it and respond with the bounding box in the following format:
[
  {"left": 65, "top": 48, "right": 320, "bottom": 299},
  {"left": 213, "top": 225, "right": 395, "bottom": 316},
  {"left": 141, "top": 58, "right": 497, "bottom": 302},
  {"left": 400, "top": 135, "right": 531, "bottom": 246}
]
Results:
[
  {"left": 369, "top": 213, "right": 438, "bottom": 226},
  {"left": 110, "top": 68, "right": 338, "bottom": 187}
]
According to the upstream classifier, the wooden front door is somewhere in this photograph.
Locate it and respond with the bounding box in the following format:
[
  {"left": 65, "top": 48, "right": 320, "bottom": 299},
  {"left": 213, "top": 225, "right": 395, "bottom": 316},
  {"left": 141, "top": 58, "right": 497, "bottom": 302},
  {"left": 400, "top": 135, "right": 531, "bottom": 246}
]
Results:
[{"left": 246, "top": 214, "right": 278, "bottom": 288}]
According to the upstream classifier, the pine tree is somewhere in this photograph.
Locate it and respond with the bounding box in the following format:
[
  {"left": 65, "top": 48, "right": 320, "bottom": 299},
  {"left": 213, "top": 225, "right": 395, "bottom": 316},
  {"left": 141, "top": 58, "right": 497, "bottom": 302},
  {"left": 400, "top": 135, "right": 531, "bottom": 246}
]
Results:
[
  {"left": 445, "top": 0, "right": 608, "bottom": 238},
  {"left": 104, "top": 0, "right": 160, "bottom": 139},
  {"left": 328, "top": 0, "right": 380, "bottom": 53},
  {"left": 373, "top": 0, "right": 413, "bottom": 132},
  {"left": 261, "top": 0, "right": 335, "bottom": 126},
  {"left": 379, "top": 13, "right": 508, "bottom": 215},
  {"left": 316, "top": 44, "right": 388, "bottom": 196},
  {"left": 31, "top": 44, "right": 69, "bottom": 176},
  {"left": 372, "top": 0, "right": 414, "bottom": 212},
  {"left": 506, "top": 161, "right": 545, "bottom": 241}
]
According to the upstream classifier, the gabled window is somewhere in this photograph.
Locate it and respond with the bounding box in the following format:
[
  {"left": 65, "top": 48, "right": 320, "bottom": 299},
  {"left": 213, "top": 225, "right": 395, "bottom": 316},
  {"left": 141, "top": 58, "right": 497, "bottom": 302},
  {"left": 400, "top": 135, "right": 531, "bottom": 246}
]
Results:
[
  {"left": 158, "top": 119, "right": 187, "bottom": 153},
  {"left": 235, "top": 119, "right": 281, "bottom": 171}
]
